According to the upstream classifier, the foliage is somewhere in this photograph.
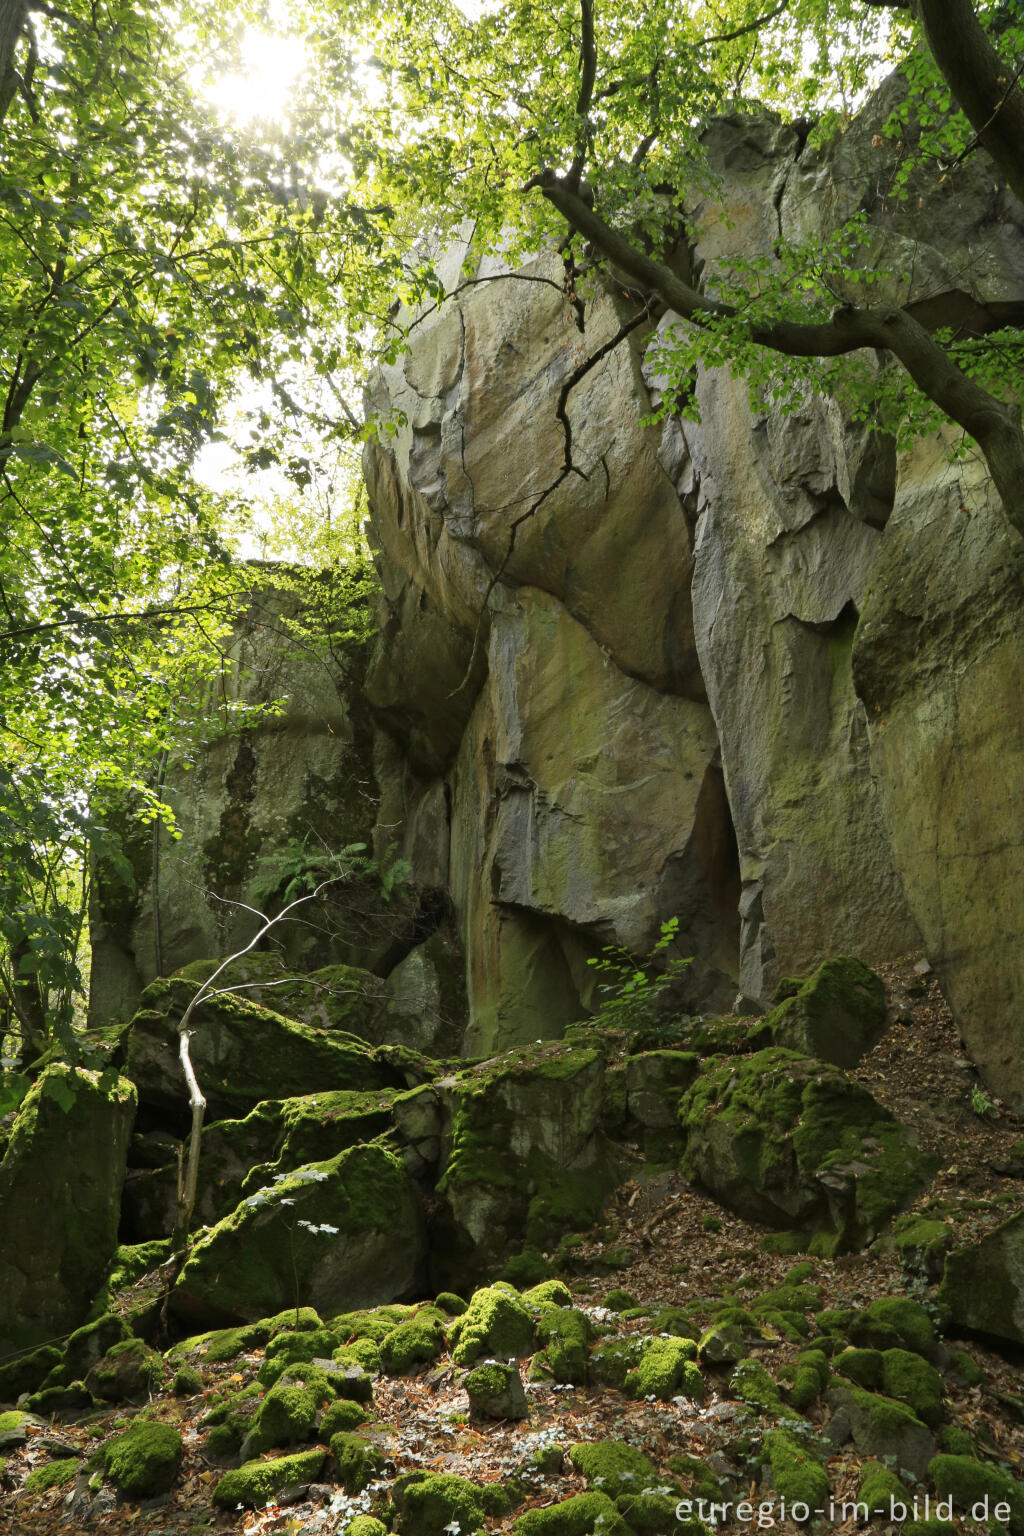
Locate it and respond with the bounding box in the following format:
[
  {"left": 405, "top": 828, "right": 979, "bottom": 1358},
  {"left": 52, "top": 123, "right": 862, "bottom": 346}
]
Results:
[{"left": 585, "top": 917, "right": 690, "bottom": 1034}]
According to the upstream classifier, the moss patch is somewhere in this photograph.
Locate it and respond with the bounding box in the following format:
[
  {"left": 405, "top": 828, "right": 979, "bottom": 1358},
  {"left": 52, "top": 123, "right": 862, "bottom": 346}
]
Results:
[{"left": 212, "top": 1448, "right": 327, "bottom": 1509}]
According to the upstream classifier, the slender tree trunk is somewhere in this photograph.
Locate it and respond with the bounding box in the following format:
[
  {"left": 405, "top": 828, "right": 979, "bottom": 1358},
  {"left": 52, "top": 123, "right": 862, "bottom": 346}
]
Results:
[{"left": 0, "top": 0, "right": 29, "bottom": 126}]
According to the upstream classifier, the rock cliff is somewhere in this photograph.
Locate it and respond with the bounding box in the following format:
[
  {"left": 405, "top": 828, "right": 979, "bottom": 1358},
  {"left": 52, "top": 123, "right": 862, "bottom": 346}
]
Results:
[{"left": 363, "top": 72, "right": 1024, "bottom": 1099}]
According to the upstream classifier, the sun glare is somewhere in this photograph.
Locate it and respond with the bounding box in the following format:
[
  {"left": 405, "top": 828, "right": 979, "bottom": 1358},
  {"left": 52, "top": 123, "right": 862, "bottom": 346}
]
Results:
[{"left": 201, "top": 27, "right": 308, "bottom": 126}]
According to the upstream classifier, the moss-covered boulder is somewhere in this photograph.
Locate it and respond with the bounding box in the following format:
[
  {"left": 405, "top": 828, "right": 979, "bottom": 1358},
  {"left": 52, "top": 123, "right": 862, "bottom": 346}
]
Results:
[
  {"left": 465, "top": 1359, "right": 528, "bottom": 1419},
  {"left": 212, "top": 1448, "right": 327, "bottom": 1509},
  {"left": 763, "top": 1427, "right": 829, "bottom": 1510},
  {"left": 431, "top": 1046, "right": 628, "bottom": 1287},
  {"left": 929, "top": 1453, "right": 1024, "bottom": 1534},
  {"left": 243, "top": 1372, "right": 333, "bottom": 1455},
  {"left": 762, "top": 958, "right": 886, "bottom": 1068},
  {"left": 532, "top": 1307, "right": 592, "bottom": 1384},
  {"left": 0, "top": 1064, "right": 136, "bottom": 1356},
  {"left": 332, "top": 1429, "right": 384, "bottom": 1491},
  {"left": 624, "top": 1336, "right": 703, "bottom": 1401},
  {"left": 379, "top": 1308, "right": 447, "bottom": 1374},
  {"left": 124, "top": 976, "right": 410, "bottom": 1120},
  {"left": 99, "top": 1420, "right": 183, "bottom": 1497},
  {"left": 84, "top": 1338, "right": 164, "bottom": 1403},
  {"left": 679, "top": 1048, "right": 932, "bottom": 1251},
  {"left": 394, "top": 1471, "right": 488, "bottom": 1536},
  {"left": 448, "top": 1284, "right": 535, "bottom": 1366},
  {"left": 881, "top": 1349, "right": 944, "bottom": 1428},
  {"left": 126, "top": 1087, "right": 400, "bottom": 1237},
  {"left": 939, "top": 1210, "right": 1024, "bottom": 1346},
  {"left": 172, "top": 1142, "right": 427, "bottom": 1325},
  {"left": 513, "top": 1491, "right": 632, "bottom": 1536},
  {"left": 826, "top": 1382, "right": 936, "bottom": 1480}
]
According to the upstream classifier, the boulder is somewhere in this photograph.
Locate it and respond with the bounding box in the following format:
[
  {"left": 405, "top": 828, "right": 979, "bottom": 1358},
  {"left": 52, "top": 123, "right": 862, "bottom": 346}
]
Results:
[
  {"left": 762, "top": 957, "right": 887, "bottom": 1068},
  {"left": 464, "top": 1359, "right": 529, "bottom": 1420},
  {"left": 123, "top": 976, "right": 409, "bottom": 1121},
  {"left": 678, "top": 1047, "right": 931, "bottom": 1251},
  {"left": 430, "top": 1043, "right": 628, "bottom": 1287},
  {"left": 0, "top": 1064, "right": 136, "bottom": 1356},
  {"left": 939, "top": 1211, "right": 1024, "bottom": 1346},
  {"left": 171, "top": 1143, "right": 428, "bottom": 1324}
]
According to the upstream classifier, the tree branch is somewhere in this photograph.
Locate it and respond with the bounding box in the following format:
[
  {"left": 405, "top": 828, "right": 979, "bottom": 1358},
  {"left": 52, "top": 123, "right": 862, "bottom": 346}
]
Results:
[
  {"left": 531, "top": 168, "right": 1024, "bottom": 539},
  {"left": 566, "top": 0, "right": 597, "bottom": 190}
]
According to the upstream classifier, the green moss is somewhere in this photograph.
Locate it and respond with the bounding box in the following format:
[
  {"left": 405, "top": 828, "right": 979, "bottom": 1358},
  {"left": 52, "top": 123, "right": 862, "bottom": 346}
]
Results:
[
  {"left": 648, "top": 1307, "right": 697, "bottom": 1340},
  {"left": 248, "top": 1377, "right": 330, "bottom": 1452},
  {"left": 321, "top": 1398, "right": 372, "bottom": 1436},
  {"left": 623, "top": 1337, "right": 703, "bottom": 1401},
  {"left": 332, "top": 1305, "right": 415, "bottom": 1340},
  {"left": 0, "top": 1343, "right": 62, "bottom": 1400},
  {"left": 849, "top": 1297, "right": 935, "bottom": 1356},
  {"left": 347, "top": 1518, "right": 388, "bottom": 1536},
  {"left": 514, "top": 1491, "right": 632, "bottom": 1536},
  {"left": 881, "top": 1348, "right": 944, "bottom": 1427},
  {"left": 589, "top": 1336, "right": 643, "bottom": 1389},
  {"left": 764, "top": 1428, "right": 829, "bottom": 1508},
  {"left": 106, "top": 1239, "right": 173, "bottom": 1290},
  {"left": 435, "top": 1292, "right": 468, "bottom": 1317},
  {"left": 0, "top": 1410, "right": 30, "bottom": 1434},
  {"left": 380, "top": 1311, "right": 446, "bottom": 1374},
  {"left": 85, "top": 1338, "right": 164, "bottom": 1403},
  {"left": 264, "top": 1326, "right": 340, "bottom": 1365},
  {"left": 604, "top": 1289, "right": 639, "bottom": 1312},
  {"left": 833, "top": 1348, "right": 884, "bottom": 1389},
  {"left": 25, "top": 1458, "right": 78, "bottom": 1493},
  {"left": 481, "top": 1478, "right": 526, "bottom": 1516},
  {"left": 524, "top": 1279, "right": 573, "bottom": 1310},
  {"left": 929, "top": 1455, "right": 1024, "bottom": 1534},
  {"left": 267, "top": 1306, "right": 324, "bottom": 1334},
  {"left": 939, "top": 1425, "right": 973, "bottom": 1456},
  {"left": 448, "top": 1284, "right": 534, "bottom": 1366},
  {"left": 534, "top": 1308, "right": 592, "bottom": 1385},
  {"left": 502, "top": 1249, "right": 552, "bottom": 1288},
  {"left": 948, "top": 1349, "right": 984, "bottom": 1387},
  {"left": 893, "top": 1219, "right": 952, "bottom": 1277},
  {"left": 395, "top": 1471, "right": 488, "bottom": 1536},
  {"left": 859, "top": 1460, "right": 909, "bottom": 1511},
  {"left": 760, "top": 1231, "right": 808, "bottom": 1256},
  {"left": 331, "top": 1430, "right": 383, "bottom": 1492},
  {"left": 192, "top": 1320, "right": 272, "bottom": 1363},
  {"left": 212, "top": 1448, "right": 327, "bottom": 1509},
  {"left": 173, "top": 1364, "right": 203, "bottom": 1396},
  {"left": 786, "top": 1349, "right": 829, "bottom": 1410},
  {"left": 729, "top": 1358, "right": 784, "bottom": 1415},
  {"left": 100, "top": 1421, "right": 183, "bottom": 1497},
  {"left": 568, "top": 1440, "right": 657, "bottom": 1496},
  {"left": 902, "top": 1523, "right": 958, "bottom": 1536}
]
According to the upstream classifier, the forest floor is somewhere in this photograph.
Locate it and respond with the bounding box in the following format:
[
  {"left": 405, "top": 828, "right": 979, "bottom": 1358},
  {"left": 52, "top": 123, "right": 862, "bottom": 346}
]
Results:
[{"left": 3, "top": 958, "right": 1023, "bottom": 1536}]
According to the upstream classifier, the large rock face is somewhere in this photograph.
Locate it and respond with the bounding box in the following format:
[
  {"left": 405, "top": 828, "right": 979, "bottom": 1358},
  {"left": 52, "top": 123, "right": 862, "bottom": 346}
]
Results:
[
  {"left": 88, "top": 576, "right": 388, "bottom": 1029},
  {"left": 0, "top": 1064, "right": 136, "bottom": 1355},
  {"left": 361, "top": 67, "right": 1024, "bottom": 1093}
]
